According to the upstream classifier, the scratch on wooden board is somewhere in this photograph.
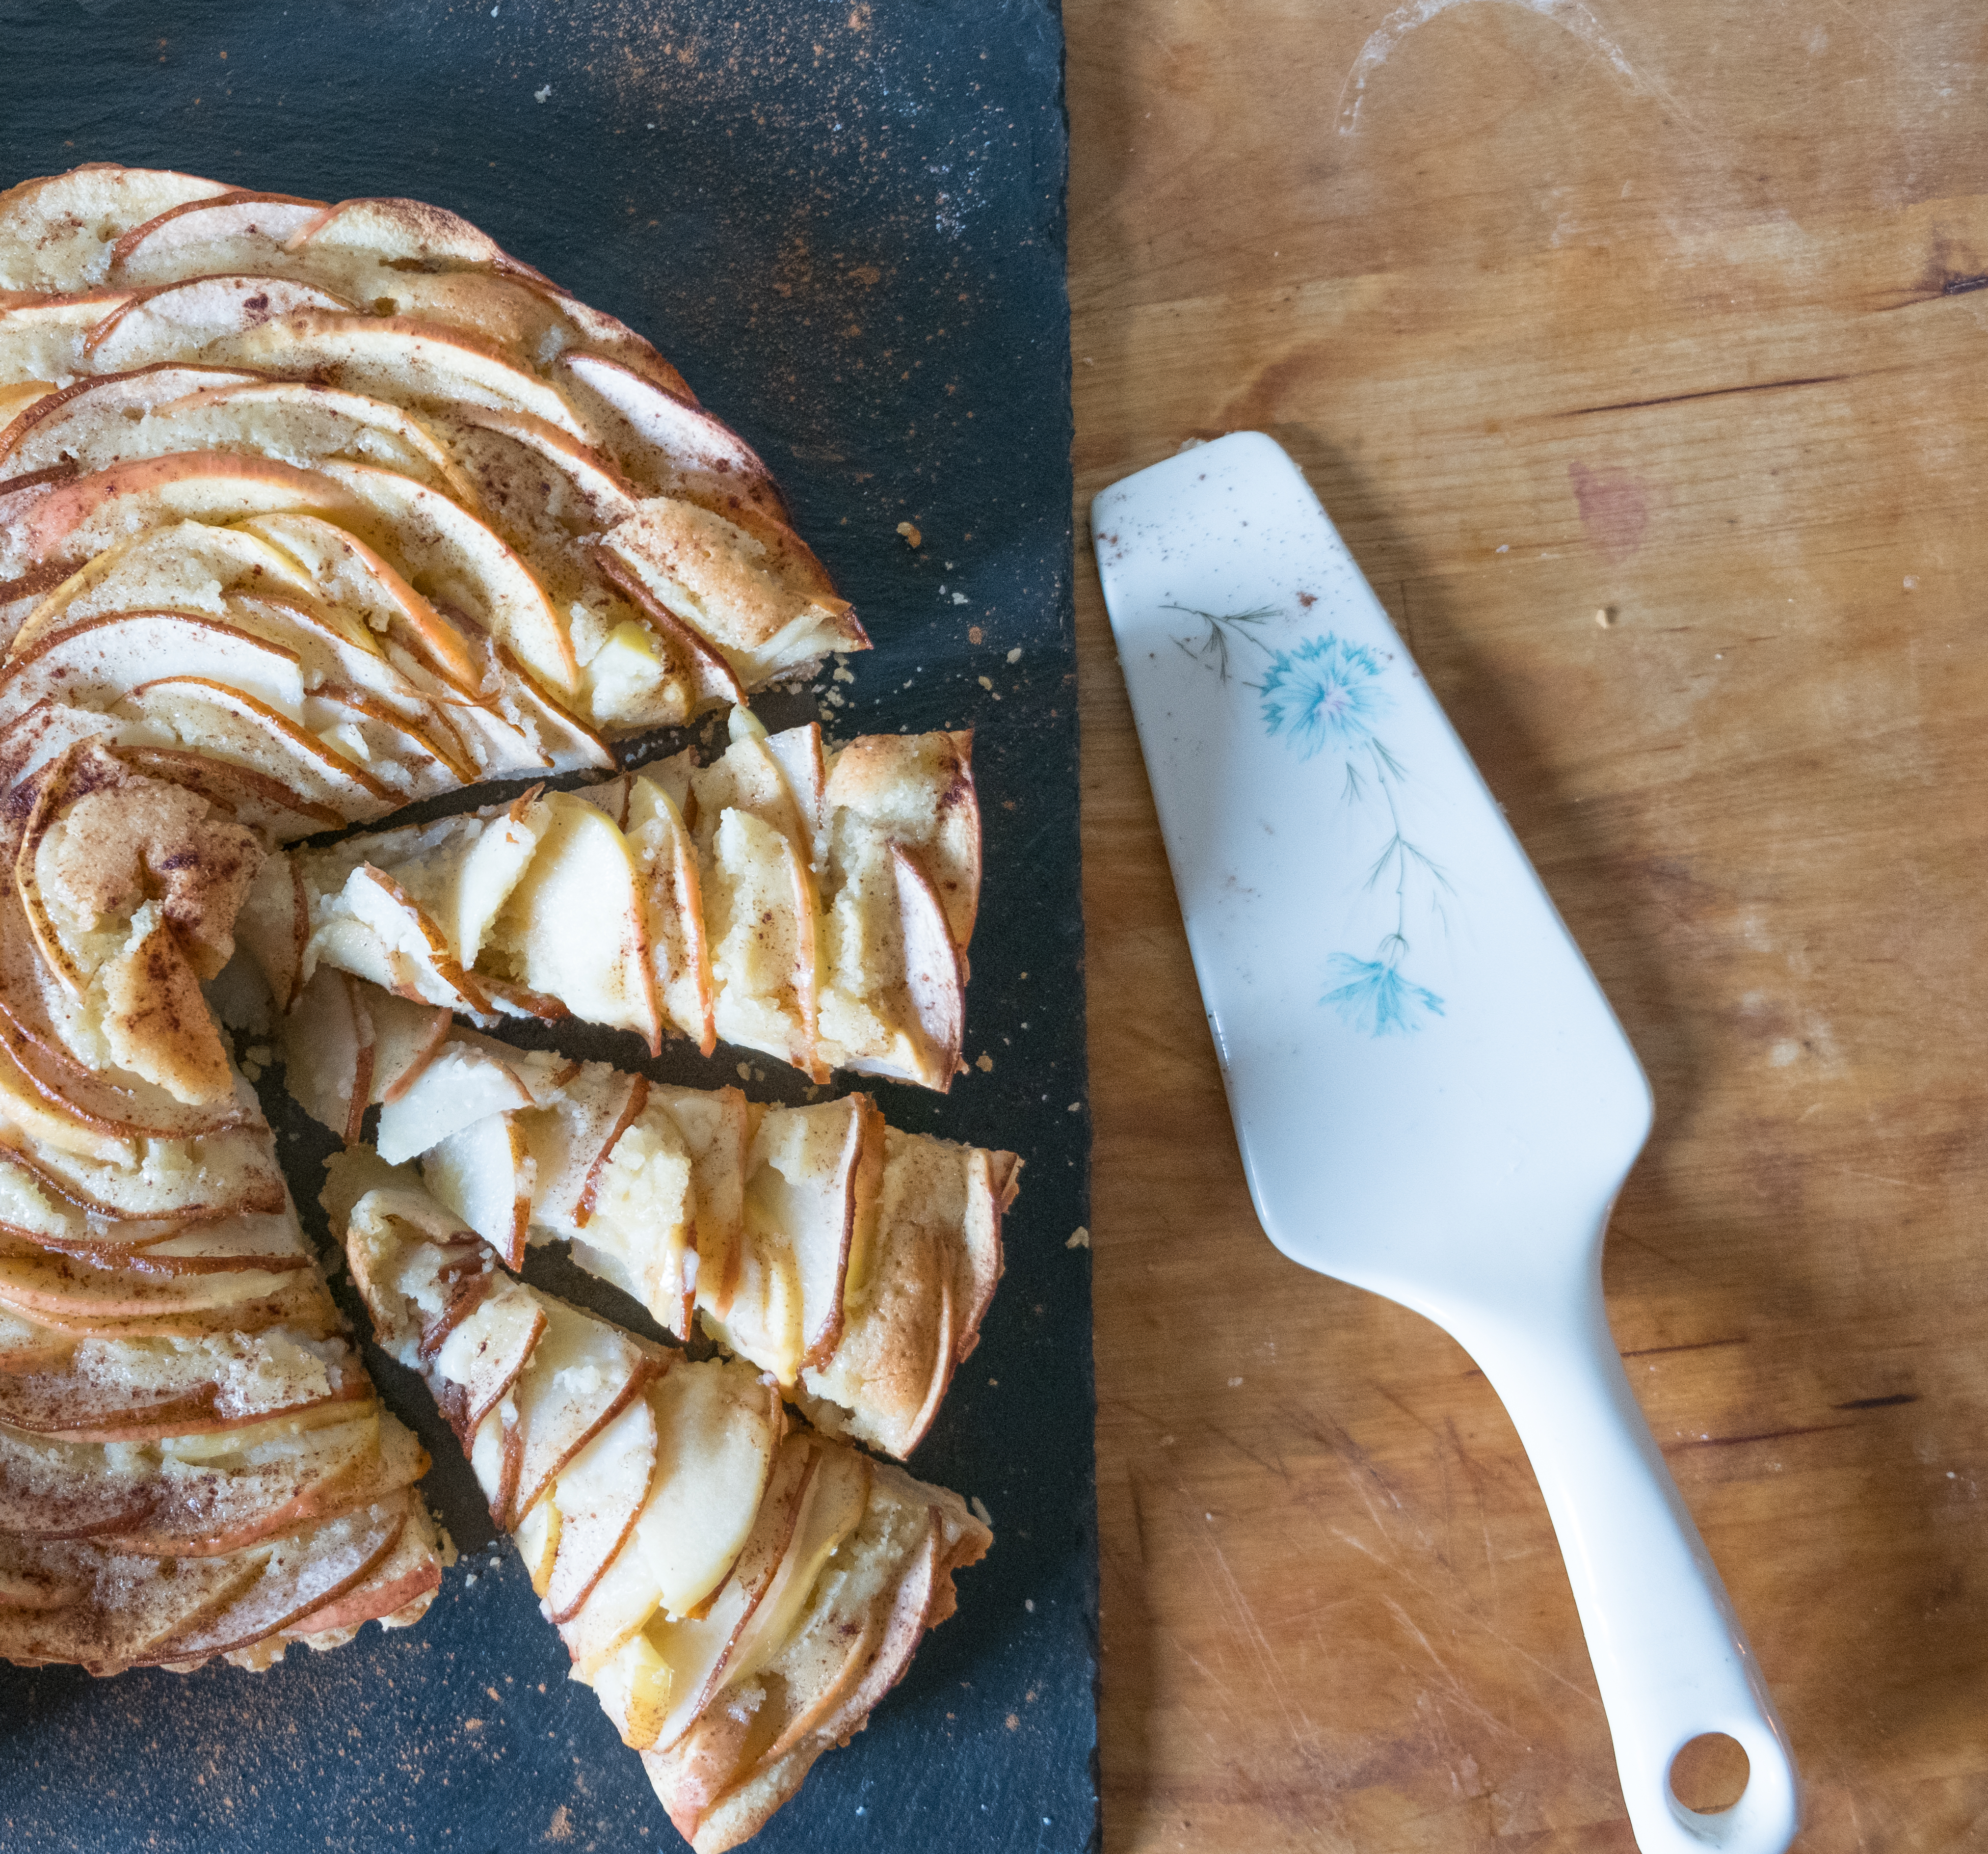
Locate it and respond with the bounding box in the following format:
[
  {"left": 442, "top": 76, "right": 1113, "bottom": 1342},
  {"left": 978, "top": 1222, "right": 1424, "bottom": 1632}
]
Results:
[
  {"left": 1190, "top": 1523, "right": 1335, "bottom": 1797},
  {"left": 1332, "top": 1527, "right": 1601, "bottom": 1709},
  {"left": 1380, "top": 1595, "right": 1526, "bottom": 1744},
  {"left": 1335, "top": 0, "right": 1690, "bottom": 137}
]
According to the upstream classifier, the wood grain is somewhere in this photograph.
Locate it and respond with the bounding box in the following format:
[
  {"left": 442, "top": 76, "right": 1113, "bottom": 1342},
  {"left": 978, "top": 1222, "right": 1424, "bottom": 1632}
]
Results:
[{"left": 1068, "top": 4, "right": 1988, "bottom": 1847}]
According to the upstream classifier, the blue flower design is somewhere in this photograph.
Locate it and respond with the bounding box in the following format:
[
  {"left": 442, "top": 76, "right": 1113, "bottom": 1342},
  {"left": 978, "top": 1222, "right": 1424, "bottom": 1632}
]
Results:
[
  {"left": 1260, "top": 633, "right": 1390, "bottom": 760},
  {"left": 1322, "top": 954, "right": 1445, "bottom": 1037}
]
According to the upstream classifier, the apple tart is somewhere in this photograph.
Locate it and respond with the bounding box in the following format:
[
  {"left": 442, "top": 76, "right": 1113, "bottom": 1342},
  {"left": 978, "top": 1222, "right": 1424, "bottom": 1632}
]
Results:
[
  {"left": 337, "top": 1163, "right": 991, "bottom": 1854},
  {"left": 242, "top": 713, "right": 979, "bottom": 1090},
  {"left": 0, "top": 163, "right": 867, "bottom": 745},
  {"left": 278, "top": 968, "right": 1015, "bottom": 1461}
]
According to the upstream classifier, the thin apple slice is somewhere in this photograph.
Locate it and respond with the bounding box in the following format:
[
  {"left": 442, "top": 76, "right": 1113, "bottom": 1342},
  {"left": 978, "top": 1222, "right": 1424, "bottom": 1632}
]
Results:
[
  {"left": 0, "top": 366, "right": 263, "bottom": 475},
  {"left": 315, "top": 863, "right": 491, "bottom": 1014},
  {"left": 213, "top": 313, "right": 589, "bottom": 439},
  {"left": 614, "top": 1436, "right": 815, "bottom": 1755},
  {"left": 513, "top": 1489, "right": 561, "bottom": 1599},
  {"left": 6, "top": 453, "right": 368, "bottom": 582},
  {"left": 519, "top": 1063, "right": 646, "bottom": 1229},
  {"left": 422, "top": 1111, "right": 535, "bottom": 1269},
  {"left": 362, "top": 988, "right": 452, "bottom": 1105},
  {"left": 109, "top": 745, "right": 345, "bottom": 842},
  {"left": 0, "top": 611, "right": 309, "bottom": 726},
  {"left": 0, "top": 1029, "right": 134, "bottom": 1164},
  {"left": 311, "top": 460, "right": 579, "bottom": 696},
  {"left": 599, "top": 498, "right": 866, "bottom": 687},
  {"left": 593, "top": 545, "right": 747, "bottom": 714},
  {"left": 143, "top": 1498, "right": 404, "bottom": 1665},
  {"left": 0, "top": 1531, "right": 263, "bottom": 1672},
  {"left": 497, "top": 1298, "right": 655, "bottom": 1531},
  {"left": 483, "top": 790, "right": 661, "bottom": 1052},
  {"left": 235, "top": 511, "right": 489, "bottom": 699},
  {"left": 557, "top": 351, "right": 787, "bottom": 524},
  {"left": 0, "top": 1329, "right": 370, "bottom": 1443},
  {"left": 234, "top": 851, "right": 308, "bottom": 1012},
  {"left": 0, "top": 166, "right": 233, "bottom": 292},
  {"left": 123, "top": 675, "right": 398, "bottom": 812},
  {"left": 624, "top": 773, "right": 716, "bottom": 1054},
  {"left": 0, "top": 994, "right": 249, "bottom": 1145},
  {"left": 0, "top": 698, "right": 119, "bottom": 791},
  {"left": 715, "top": 1441, "right": 872, "bottom": 1693},
  {"left": 705, "top": 808, "right": 822, "bottom": 1079},
  {"left": 9, "top": 516, "right": 321, "bottom": 661},
  {"left": 0, "top": 1247, "right": 316, "bottom": 1332},
  {"left": 0, "top": 1407, "right": 382, "bottom": 1552},
  {"left": 545, "top": 1390, "right": 657, "bottom": 1623},
  {"left": 0, "top": 292, "right": 137, "bottom": 385},
  {"left": 0, "top": 1121, "right": 286, "bottom": 1226},
  {"left": 279, "top": 967, "right": 374, "bottom": 1146},
  {"left": 376, "top": 1041, "right": 533, "bottom": 1165},
  {"left": 886, "top": 844, "right": 968, "bottom": 1089},
  {"left": 83, "top": 274, "right": 356, "bottom": 372},
  {"left": 19, "top": 376, "right": 476, "bottom": 511},
  {"left": 286, "top": 196, "right": 555, "bottom": 281},
  {"left": 107, "top": 191, "right": 327, "bottom": 280},
  {"left": 276, "top": 1492, "right": 442, "bottom": 1640},
  {"left": 633, "top": 1362, "right": 782, "bottom": 1623},
  {"left": 744, "top": 1093, "right": 880, "bottom": 1374},
  {"left": 430, "top": 1280, "right": 546, "bottom": 1443}
]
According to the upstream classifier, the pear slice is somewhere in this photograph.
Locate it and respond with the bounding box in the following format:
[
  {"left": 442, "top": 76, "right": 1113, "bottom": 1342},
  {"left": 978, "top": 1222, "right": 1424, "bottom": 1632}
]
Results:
[
  {"left": 422, "top": 1111, "right": 535, "bottom": 1269},
  {"left": 376, "top": 1040, "right": 532, "bottom": 1165},
  {"left": 483, "top": 790, "right": 661, "bottom": 1053},
  {"left": 82, "top": 275, "right": 355, "bottom": 373},
  {"left": 0, "top": 165, "right": 232, "bottom": 292},
  {"left": 544, "top": 1390, "right": 657, "bottom": 1623}
]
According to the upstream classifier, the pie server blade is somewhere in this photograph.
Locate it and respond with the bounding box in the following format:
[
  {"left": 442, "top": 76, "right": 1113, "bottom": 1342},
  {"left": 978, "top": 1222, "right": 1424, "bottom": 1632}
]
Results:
[{"left": 1090, "top": 431, "right": 1799, "bottom": 1854}]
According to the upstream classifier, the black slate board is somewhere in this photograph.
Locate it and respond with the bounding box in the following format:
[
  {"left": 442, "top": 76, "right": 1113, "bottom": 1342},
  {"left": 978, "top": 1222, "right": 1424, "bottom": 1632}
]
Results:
[{"left": 0, "top": 3, "right": 1094, "bottom": 1849}]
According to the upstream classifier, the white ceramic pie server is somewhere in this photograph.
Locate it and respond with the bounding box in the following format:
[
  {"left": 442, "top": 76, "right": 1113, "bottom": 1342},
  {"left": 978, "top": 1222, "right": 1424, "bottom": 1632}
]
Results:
[{"left": 1091, "top": 431, "right": 1799, "bottom": 1854}]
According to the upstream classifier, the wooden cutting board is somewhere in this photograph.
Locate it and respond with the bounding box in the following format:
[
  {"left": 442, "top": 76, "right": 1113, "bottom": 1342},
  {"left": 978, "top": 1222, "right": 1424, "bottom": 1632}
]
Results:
[{"left": 1069, "top": 2, "right": 1988, "bottom": 1847}]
